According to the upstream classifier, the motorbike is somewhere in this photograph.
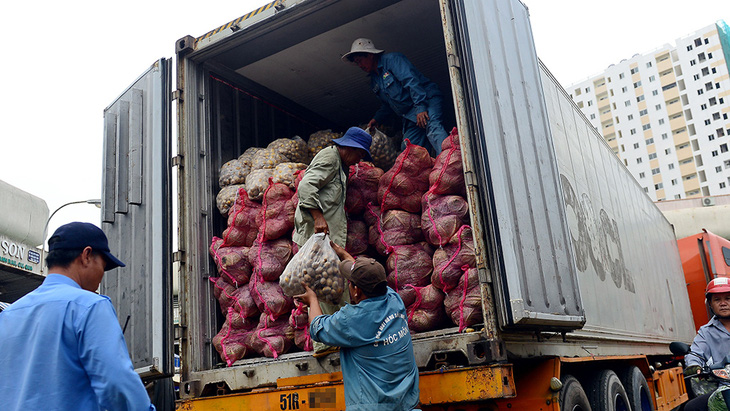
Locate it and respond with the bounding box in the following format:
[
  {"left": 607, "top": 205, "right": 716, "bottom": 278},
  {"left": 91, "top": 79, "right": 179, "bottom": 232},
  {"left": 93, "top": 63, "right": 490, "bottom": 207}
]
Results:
[{"left": 670, "top": 341, "right": 730, "bottom": 410}]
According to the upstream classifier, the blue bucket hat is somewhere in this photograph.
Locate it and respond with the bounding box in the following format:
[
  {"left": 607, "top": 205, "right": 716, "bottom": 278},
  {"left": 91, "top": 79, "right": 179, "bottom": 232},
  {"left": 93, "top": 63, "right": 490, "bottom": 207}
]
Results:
[
  {"left": 48, "top": 222, "right": 125, "bottom": 271},
  {"left": 333, "top": 127, "right": 373, "bottom": 161}
]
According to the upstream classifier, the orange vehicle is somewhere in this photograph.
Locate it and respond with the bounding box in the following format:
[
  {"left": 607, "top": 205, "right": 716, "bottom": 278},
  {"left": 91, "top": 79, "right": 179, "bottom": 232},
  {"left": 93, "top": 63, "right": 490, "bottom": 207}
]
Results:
[{"left": 678, "top": 229, "right": 730, "bottom": 332}]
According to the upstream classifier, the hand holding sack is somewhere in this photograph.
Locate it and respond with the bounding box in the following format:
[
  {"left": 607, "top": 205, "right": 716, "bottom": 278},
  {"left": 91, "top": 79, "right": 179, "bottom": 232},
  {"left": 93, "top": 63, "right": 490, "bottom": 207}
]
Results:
[{"left": 279, "top": 233, "right": 344, "bottom": 305}]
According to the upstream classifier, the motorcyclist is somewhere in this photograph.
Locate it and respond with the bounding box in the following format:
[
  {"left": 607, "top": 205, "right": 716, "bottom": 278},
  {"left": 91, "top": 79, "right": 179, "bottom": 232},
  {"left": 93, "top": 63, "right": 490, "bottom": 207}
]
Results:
[{"left": 683, "top": 277, "right": 730, "bottom": 411}]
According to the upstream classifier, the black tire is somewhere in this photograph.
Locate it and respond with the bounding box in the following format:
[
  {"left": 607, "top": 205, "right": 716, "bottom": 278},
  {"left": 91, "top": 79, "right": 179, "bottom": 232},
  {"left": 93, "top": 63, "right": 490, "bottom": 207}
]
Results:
[
  {"left": 587, "top": 369, "right": 631, "bottom": 411},
  {"left": 620, "top": 366, "right": 655, "bottom": 411},
  {"left": 560, "top": 375, "right": 593, "bottom": 411}
]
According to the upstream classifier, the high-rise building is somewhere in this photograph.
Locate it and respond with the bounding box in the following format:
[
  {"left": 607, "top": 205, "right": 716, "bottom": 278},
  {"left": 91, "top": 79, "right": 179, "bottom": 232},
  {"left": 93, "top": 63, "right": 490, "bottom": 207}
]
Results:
[{"left": 566, "top": 20, "right": 730, "bottom": 201}]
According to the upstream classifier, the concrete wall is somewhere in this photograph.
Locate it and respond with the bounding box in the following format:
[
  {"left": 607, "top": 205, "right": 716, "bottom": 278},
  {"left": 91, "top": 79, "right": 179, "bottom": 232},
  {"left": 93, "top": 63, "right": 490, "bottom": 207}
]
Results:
[{"left": 655, "top": 194, "right": 730, "bottom": 239}]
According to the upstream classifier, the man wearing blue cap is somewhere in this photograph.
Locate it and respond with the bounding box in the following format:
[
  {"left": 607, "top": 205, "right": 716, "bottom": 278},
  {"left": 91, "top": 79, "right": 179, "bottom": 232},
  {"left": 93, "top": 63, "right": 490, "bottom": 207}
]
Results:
[
  {"left": 294, "top": 126, "right": 372, "bottom": 356},
  {"left": 0, "top": 222, "right": 155, "bottom": 411}
]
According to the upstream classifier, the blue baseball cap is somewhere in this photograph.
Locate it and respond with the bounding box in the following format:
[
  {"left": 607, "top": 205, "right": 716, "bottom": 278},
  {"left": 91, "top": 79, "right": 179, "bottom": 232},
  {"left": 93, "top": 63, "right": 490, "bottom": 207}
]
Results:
[
  {"left": 48, "top": 222, "right": 125, "bottom": 271},
  {"left": 333, "top": 127, "right": 373, "bottom": 161}
]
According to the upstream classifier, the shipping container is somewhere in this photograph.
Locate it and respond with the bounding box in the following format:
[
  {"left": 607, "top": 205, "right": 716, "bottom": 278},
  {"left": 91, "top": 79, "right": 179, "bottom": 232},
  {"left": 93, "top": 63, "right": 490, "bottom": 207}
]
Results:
[{"left": 100, "top": 0, "right": 697, "bottom": 409}]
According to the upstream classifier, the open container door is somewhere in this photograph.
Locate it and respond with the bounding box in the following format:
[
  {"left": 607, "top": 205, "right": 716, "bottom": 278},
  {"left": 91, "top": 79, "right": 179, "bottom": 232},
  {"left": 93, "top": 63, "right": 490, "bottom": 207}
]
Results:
[
  {"left": 447, "top": 0, "right": 584, "bottom": 329},
  {"left": 100, "top": 58, "right": 173, "bottom": 379}
]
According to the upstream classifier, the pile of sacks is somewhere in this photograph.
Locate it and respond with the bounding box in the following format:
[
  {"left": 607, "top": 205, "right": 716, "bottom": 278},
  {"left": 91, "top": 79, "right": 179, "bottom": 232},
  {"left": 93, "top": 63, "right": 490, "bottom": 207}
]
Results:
[{"left": 209, "top": 127, "right": 482, "bottom": 367}]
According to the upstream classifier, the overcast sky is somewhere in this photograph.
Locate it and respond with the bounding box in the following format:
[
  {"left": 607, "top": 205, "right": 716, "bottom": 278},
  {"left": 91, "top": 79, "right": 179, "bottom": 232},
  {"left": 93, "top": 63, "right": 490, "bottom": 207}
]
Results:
[{"left": 1, "top": 0, "right": 728, "bottom": 246}]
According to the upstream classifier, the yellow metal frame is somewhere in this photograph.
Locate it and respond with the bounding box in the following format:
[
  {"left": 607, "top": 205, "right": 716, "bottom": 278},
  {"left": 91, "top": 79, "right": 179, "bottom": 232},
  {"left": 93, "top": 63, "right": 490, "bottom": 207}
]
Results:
[{"left": 177, "top": 364, "right": 515, "bottom": 410}]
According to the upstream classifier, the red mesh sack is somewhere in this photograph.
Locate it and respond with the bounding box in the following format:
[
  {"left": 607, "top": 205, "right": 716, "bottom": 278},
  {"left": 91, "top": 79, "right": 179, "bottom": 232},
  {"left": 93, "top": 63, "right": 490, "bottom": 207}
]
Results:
[
  {"left": 386, "top": 242, "right": 434, "bottom": 290},
  {"left": 248, "top": 238, "right": 294, "bottom": 282},
  {"left": 227, "top": 304, "right": 260, "bottom": 330},
  {"left": 429, "top": 128, "right": 466, "bottom": 196},
  {"left": 346, "top": 219, "right": 368, "bottom": 256},
  {"left": 213, "top": 309, "right": 258, "bottom": 367},
  {"left": 346, "top": 162, "right": 383, "bottom": 215},
  {"left": 230, "top": 284, "right": 260, "bottom": 319},
  {"left": 249, "top": 276, "right": 294, "bottom": 321},
  {"left": 247, "top": 312, "right": 294, "bottom": 358},
  {"left": 289, "top": 302, "right": 313, "bottom": 351},
  {"left": 367, "top": 209, "right": 424, "bottom": 255},
  {"left": 210, "top": 241, "right": 252, "bottom": 286},
  {"left": 421, "top": 193, "right": 470, "bottom": 247},
  {"left": 400, "top": 284, "right": 446, "bottom": 333},
  {"left": 255, "top": 182, "right": 295, "bottom": 242},
  {"left": 378, "top": 140, "right": 433, "bottom": 213},
  {"left": 363, "top": 203, "right": 381, "bottom": 227},
  {"left": 432, "top": 226, "right": 477, "bottom": 293},
  {"left": 210, "top": 276, "right": 237, "bottom": 314},
  {"left": 224, "top": 188, "right": 262, "bottom": 247},
  {"left": 290, "top": 169, "right": 306, "bottom": 204},
  {"left": 444, "top": 267, "right": 483, "bottom": 331}
]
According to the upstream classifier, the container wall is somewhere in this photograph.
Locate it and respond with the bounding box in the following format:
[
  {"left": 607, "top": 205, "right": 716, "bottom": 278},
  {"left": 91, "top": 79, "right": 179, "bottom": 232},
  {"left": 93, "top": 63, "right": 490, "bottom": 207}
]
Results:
[{"left": 540, "top": 63, "right": 696, "bottom": 344}]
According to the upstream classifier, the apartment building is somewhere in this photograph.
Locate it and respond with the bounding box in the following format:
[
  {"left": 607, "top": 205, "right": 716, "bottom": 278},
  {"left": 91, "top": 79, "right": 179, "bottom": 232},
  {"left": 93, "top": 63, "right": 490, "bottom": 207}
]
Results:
[{"left": 567, "top": 20, "right": 730, "bottom": 201}]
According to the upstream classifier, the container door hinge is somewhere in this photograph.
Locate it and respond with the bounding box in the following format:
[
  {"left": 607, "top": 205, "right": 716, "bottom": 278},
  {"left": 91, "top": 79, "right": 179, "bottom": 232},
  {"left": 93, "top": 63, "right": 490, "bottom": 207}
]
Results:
[
  {"left": 448, "top": 53, "right": 460, "bottom": 69},
  {"left": 172, "top": 154, "right": 184, "bottom": 169},
  {"left": 173, "top": 251, "right": 186, "bottom": 264},
  {"left": 172, "top": 89, "right": 183, "bottom": 102}
]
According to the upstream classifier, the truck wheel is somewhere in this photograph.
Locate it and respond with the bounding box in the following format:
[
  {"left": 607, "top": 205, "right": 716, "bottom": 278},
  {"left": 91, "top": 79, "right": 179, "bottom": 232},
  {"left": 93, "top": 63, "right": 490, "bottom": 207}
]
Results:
[
  {"left": 619, "top": 366, "right": 654, "bottom": 411},
  {"left": 587, "top": 370, "right": 631, "bottom": 411},
  {"left": 560, "top": 375, "right": 592, "bottom": 411}
]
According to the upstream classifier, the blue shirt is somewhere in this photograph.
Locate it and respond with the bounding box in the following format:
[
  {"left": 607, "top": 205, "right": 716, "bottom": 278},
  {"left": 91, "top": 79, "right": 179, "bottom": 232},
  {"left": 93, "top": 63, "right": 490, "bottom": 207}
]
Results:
[
  {"left": 370, "top": 52, "right": 443, "bottom": 125},
  {"left": 687, "top": 316, "right": 730, "bottom": 368},
  {"left": 310, "top": 287, "right": 420, "bottom": 410},
  {"left": 0, "top": 274, "right": 155, "bottom": 411}
]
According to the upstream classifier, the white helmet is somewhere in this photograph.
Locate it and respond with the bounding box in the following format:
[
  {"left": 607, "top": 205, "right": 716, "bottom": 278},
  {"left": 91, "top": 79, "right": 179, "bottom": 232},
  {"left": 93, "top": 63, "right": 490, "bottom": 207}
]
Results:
[{"left": 341, "top": 38, "right": 384, "bottom": 62}]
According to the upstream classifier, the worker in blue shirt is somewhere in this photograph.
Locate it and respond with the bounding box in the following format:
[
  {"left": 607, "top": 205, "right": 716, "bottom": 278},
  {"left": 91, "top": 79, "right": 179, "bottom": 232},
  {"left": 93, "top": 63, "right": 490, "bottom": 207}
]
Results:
[
  {"left": 295, "top": 242, "right": 420, "bottom": 410},
  {"left": 0, "top": 222, "right": 155, "bottom": 411},
  {"left": 343, "top": 37, "right": 449, "bottom": 155}
]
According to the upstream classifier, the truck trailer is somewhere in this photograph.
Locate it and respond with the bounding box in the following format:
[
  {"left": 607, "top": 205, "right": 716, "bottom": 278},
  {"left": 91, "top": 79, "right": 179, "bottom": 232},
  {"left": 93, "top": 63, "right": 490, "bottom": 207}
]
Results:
[{"left": 100, "top": 0, "right": 698, "bottom": 409}]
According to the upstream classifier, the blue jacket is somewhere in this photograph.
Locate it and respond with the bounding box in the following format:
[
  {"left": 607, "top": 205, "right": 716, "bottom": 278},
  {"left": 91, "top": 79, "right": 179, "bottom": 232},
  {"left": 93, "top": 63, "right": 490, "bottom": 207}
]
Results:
[
  {"left": 370, "top": 52, "right": 443, "bottom": 125},
  {"left": 310, "top": 287, "right": 420, "bottom": 410},
  {"left": 0, "top": 274, "right": 155, "bottom": 411},
  {"left": 687, "top": 316, "right": 730, "bottom": 368}
]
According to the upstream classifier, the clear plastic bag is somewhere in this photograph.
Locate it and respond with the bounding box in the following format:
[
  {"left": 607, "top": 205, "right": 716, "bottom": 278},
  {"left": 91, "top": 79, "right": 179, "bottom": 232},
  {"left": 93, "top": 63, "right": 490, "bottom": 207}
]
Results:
[
  {"left": 268, "top": 136, "right": 309, "bottom": 164},
  {"left": 219, "top": 158, "right": 247, "bottom": 187},
  {"left": 279, "top": 233, "right": 344, "bottom": 305},
  {"left": 216, "top": 184, "right": 245, "bottom": 215}
]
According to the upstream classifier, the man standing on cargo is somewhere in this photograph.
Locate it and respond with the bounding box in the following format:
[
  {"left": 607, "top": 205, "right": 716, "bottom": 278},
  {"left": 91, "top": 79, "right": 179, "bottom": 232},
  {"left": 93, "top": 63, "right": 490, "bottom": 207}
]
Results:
[
  {"left": 0, "top": 222, "right": 155, "bottom": 411},
  {"left": 343, "top": 37, "right": 449, "bottom": 155},
  {"left": 294, "top": 126, "right": 372, "bottom": 356},
  {"left": 295, "top": 242, "right": 420, "bottom": 410},
  {"left": 682, "top": 277, "right": 730, "bottom": 411}
]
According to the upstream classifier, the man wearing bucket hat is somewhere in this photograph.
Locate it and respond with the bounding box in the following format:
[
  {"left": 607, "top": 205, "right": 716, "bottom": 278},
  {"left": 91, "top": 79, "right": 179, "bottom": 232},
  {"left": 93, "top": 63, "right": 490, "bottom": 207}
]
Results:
[
  {"left": 0, "top": 222, "right": 155, "bottom": 411},
  {"left": 681, "top": 277, "right": 730, "bottom": 410},
  {"left": 295, "top": 242, "right": 420, "bottom": 410},
  {"left": 343, "top": 37, "right": 449, "bottom": 155},
  {"left": 294, "top": 126, "right": 372, "bottom": 356}
]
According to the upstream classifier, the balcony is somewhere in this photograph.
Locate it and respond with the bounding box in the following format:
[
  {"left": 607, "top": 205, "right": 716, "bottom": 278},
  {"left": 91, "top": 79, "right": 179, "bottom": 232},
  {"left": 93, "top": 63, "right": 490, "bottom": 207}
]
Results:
[
  {"left": 663, "top": 86, "right": 680, "bottom": 101},
  {"left": 669, "top": 116, "right": 686, "bottom": 132},
  {"left": 679, "top": 161, "right": 697, "bottom": 177},
  {"left": 683, "top": 176, "right": 700, "bottom": 192},
  {"left": 656, "top": 53, "right": 672, "bottom": 72}
]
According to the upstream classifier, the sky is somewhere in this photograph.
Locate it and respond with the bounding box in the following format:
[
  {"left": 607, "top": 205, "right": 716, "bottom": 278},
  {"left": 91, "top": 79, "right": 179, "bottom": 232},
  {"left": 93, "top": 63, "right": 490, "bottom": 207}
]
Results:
[{"left": 1, "top": 0, "right": 729, "bottom": 247}]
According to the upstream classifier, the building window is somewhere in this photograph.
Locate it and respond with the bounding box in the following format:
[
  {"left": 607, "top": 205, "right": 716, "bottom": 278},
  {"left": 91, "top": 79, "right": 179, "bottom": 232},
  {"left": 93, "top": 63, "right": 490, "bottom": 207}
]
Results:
[
  {"left": 652, "top": 90, "right": 659, "bottom": 96},
  {"left": 634, "top": 81, "right": 642, "bottom": 88},
  {"left": 665, "top": 148, "right": 671, "bottom": 154},
  {"left": 637, "top": 95, "right": 645, "bottom": 102},
  {"left": 630, "top": 128, "right": 637, "bottom": 135},
  {"left": 634, "top": 143, "right": 640, "bottom": 149},
  {"left": 702, "top": 67, "right": 710, "bottom": 76},
  {"left": 710, "top": 134, "right": 716, "bottom": 141},
  {"left": 649, "top": 153, "right": 657, "bottom": 160},
  {"left": 625, "top": 100, "right": 631, "bottom": 107},
  {"left": 656, "top": 104, "right": 662, "bottom": 110},
  {"left": 695, "top": 38, "right": 702, "bottom": 47},
  {"left": 710, "top": 97, "right": 717, "bottom": 106},
  {"left": 713, "top": 112, "right": 721, "bottom": 120},
  {"left": 721, "top": 143, "right": 728, "bottom": 152},
  {"left": 687, "top": 45, "right": 694, "bottom": 51},
  {"left": 644, "top": 187, "right": 649, "bottom": 193},
  {"left": 662, "top": 133, "right": 668, "bottom": 140},
  {"left": 622, "top": 86, "right": 628, "bottom": 93},
  {"left": 717, "top": 166, "right": 723, "bottom": 173},
  {"left": 646, "top": 137, "right": 654, "bottom": 145},
  {"left": 698, "top": 52, "right": 706, "bottom": 62},
  {"left": 706, "top": 82, "right": 713, "bottom": 91},
  {"left": 631, "top": 67, "right": 639, "bottom": 74},
  {"left": 712, "top": 67, "right": 717, "bottom": 74},
  {"left": 668, "top": 163, "right": 675, "bottom": 169},
  {"left": 690, "top": 59, "right": 697, "bottom": 66},
  {"left": 721, "top": 182, "right": 727, "bottom": 189},
  {"left": 655, "top": 183, "right": 663, "bottom": 190},
  {"left": 705, "top": 119, "right": 712, "bottom": 125},
  {"left": 585, "top": 87, "right": 591, "bottom": 92},
  {"left": 643, "top": 124, "right": 651, "bottom": 131},
  {"left": 588, "top": 100, "right": 593, "bottom": 106},
  {"left": 719, "top": 129, "right": 726, "bottom": 137},
  {"left": 649, "top": 75, "right": 656, "bottom": 82},
  {"left": 709, "top": 52, "right": 713, "bottom": 59},
  {"left": 716, "top": 83, "right": 721, "bottom": 89},
  {"left": 639, "top": 172, "right": 646, "bottom": 178},
  {"left": 590, "top": 114, "right": 596, "bottom": 120},
  {"left": 636, "top": 158, "right": 643, "bottom": 164},
  {"left": 619, "top": 73, "right": 625, "bottom": 79},
  {"left": 672, "top": 178, "right": 678, "bottom": 185},
  {"left": 659, "top": 119, "right": 665, "bottom": 125},
  {"left": 694, "top": 74, "right": 701, "bottom": 80},
  {"left": 652, "top": 168, "right": 660, "bottom": 175},
  {"left": 725, "top": 160, "right": 730, "bottom": 169},
  {"left": 704, "top": 38, "right": 709, "bottom": 45},
  {"left": 712, "top": 150, "right": 719, "bottom": 157},
  {"left": 647, "top": 62, "right": 653, "bottom": 68},
  {"left": 640, "top": 109, "right": 648, "bottom": 116},
  {"left": 698, "top": 89, "right": 704, "bottom": 95},
  {"left": 701, "top": 104, "right": 707, "bottom": 110}
]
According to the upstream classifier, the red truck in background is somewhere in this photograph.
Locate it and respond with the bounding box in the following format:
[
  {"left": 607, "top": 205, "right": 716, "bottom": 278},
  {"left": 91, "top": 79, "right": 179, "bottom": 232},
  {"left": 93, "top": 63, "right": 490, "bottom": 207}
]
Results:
[{"left": 679, "top": 229, "right": 730, "bottom": 332}]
